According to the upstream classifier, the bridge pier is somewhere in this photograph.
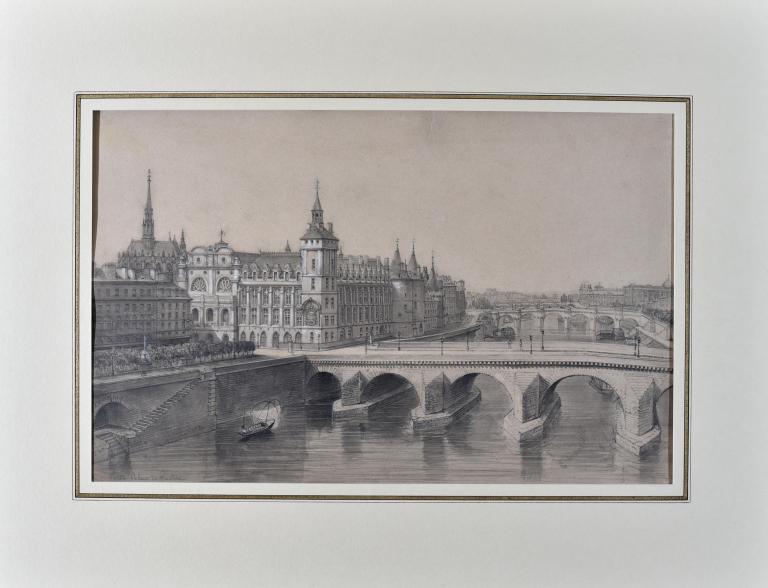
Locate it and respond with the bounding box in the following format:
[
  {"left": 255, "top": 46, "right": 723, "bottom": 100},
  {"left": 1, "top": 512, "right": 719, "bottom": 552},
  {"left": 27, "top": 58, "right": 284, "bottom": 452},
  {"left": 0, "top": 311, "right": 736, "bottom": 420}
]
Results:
[
  {"left": 614, "top": 375, "right": 665, "bottom": 455},
  {"left": 503, "top": 372, "right": 561, "bottom": 441}
]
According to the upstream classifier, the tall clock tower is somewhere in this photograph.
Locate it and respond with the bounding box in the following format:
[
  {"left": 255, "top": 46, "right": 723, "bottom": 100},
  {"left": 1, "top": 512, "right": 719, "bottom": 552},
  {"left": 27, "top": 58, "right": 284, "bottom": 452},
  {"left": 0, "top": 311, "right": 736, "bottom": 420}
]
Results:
[{"left": 299, "top": 180, "right": 339, "bottom": 347}]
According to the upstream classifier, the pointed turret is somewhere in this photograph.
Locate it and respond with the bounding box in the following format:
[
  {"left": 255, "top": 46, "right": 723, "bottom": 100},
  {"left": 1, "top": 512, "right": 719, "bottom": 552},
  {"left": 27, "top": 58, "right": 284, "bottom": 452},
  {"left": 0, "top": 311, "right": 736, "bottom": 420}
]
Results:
[
  {"left": 391, "top": 239, "right": 402, "bottom": 277},
  {"left": 179, "top": 228, "right": 187, "bottom": 252},
  {"left": 407, "top": 239, "right": 419, "bottom": 275},
  {"left": 429, "top": 251, "right": 440, "bottom": 290},
  {"left": 142, "top": 169, "right": 155, "bottom": 243},
  {"left": 284, "top": 240, "right": 292, "bottom": 252}
]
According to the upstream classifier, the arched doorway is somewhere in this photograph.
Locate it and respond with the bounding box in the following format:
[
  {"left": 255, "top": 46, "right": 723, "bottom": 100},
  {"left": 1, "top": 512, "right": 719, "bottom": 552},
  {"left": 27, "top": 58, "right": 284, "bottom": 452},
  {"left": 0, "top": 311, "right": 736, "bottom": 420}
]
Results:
[
  {"left": 240, "top": 332, "right": 246, "bottom": 341},
  {"left": 259, "top": 332, "right": 267, "bottom": 348},
  {"left": 272, "top": 332, "right": 280, "bottom": 348},
  {"left": 295, "top": 332, "right": 302, "bottom": 346},
  {"left": 283, "top": 332, "right": 292, "bottom": 345},
  {"left": 249, "top": 331, "right": 256, "bottom": 343}
]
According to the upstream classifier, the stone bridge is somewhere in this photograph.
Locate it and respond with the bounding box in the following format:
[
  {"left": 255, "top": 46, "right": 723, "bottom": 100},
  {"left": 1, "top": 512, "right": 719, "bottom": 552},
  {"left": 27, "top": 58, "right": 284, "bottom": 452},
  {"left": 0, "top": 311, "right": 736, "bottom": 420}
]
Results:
[
  {"left": 469, "top": 305, "right": 671, "bottom": 346},
  {"left": 307, "top": 354, "right": 672, "bottom": 454}
]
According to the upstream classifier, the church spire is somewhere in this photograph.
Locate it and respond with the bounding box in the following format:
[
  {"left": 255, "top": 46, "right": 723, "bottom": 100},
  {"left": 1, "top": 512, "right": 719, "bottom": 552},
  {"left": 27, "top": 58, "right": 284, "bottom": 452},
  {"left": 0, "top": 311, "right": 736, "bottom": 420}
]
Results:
[
  {"left": 142, "top": 169, "right": 155, "bottom": 243},
  {"left": 179, "top": 228, "right": 187, "bottom": 252},
  {"left": 284, "top": 240, "right": 292, "bottom": 252},
  {"left": 311, "top": 178, "right": 324, "bottom": 226}
]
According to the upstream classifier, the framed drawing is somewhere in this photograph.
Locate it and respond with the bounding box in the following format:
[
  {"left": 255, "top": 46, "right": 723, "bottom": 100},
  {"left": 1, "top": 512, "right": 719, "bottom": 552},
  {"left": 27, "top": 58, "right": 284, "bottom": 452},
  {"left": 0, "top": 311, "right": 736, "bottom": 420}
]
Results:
[{"left": 74, "top": 93, "right": 690, "bottom": 500}]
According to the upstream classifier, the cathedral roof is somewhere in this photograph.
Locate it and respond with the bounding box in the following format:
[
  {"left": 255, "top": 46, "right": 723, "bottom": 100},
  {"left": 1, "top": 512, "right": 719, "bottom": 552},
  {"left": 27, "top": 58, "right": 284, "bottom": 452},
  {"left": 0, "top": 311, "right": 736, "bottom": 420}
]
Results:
[{"left": 125, "top": 239, "right": 179, "bottom": 257}]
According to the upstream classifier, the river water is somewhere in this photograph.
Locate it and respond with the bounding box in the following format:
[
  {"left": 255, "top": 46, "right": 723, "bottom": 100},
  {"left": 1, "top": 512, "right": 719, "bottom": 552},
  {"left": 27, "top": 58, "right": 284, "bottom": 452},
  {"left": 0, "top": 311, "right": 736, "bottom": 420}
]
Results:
[{"left": 94, "top": 376, "right": 671, "bottom": 485}]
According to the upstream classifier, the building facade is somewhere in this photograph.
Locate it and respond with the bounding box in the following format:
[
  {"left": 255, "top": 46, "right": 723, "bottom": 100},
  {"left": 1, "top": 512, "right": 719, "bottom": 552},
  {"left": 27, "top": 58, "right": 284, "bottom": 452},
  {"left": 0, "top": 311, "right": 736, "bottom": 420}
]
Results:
[{"left": 92, "top": 278, "right": 192, "bottom": 349}]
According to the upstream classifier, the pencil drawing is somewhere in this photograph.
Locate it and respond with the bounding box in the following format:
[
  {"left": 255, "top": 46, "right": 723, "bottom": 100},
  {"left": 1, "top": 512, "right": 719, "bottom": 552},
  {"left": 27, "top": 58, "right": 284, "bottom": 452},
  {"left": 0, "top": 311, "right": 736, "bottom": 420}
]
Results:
[{"left": 90, "top": 109, "right": 674, "bottom": 485}]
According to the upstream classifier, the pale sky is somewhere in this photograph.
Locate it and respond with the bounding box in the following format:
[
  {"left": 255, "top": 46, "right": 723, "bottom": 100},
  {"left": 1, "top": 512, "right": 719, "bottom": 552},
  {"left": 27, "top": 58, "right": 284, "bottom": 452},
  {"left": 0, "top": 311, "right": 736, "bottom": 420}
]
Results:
[{"left": 94, "top": 109, "right": 672, "bottom": 292}]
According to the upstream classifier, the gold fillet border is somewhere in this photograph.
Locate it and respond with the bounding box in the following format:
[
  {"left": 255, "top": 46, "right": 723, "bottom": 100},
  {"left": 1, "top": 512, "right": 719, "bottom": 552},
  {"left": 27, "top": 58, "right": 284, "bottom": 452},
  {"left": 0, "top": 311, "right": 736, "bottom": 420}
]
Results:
[{"left": 73, "top": 92, "right": 691, "bottom": 502}]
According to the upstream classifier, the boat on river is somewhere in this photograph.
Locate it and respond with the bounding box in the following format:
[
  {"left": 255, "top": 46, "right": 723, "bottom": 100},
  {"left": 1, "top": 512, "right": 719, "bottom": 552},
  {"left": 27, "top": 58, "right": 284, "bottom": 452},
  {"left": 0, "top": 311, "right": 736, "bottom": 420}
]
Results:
[{"left": 239, "top": 399, "right": 281, "bottom": 439}]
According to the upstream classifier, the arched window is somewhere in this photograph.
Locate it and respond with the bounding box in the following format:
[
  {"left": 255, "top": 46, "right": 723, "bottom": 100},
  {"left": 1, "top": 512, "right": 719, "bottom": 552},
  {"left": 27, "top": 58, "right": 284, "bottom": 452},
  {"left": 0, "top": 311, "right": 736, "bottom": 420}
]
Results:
[
  {"left": 206, "top": 308, "right": 214, "bottom": 323},
  {"left": 240, "top": 332, "right": 246, "bottom": 341},
  {"left": 191, "top": 277, "right": 207, "bottom": 292},
  {"left": 259, "top": 332, "right": 267, "bottom": 347},
  {"left": 249, "top": 331, "right": 256, "bottom": 342},
  {"left": 309, "top": 332, "right": 314, "bottom": 343},
  {"left": 192, "top": 308, "right": 199, "bottom": 323},
  {"left": 217, "top": 277, "right": 232, "bottom": 292},
  {"left": 272, "top": 332, "right": 280, "bottom": 348},
  {"left": 283, "top": 332, "right": 292, "bottom": 344},
  {"left": 221, "top": 308, "right": 230, "bottom": 324}
]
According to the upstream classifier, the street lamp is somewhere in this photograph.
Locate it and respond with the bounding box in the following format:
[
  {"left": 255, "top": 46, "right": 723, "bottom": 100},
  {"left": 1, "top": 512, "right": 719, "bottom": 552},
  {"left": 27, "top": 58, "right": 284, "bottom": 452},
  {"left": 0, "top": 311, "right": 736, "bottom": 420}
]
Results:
[
  {"left": 636, "top": 334, "right": 641, "bottom": 357},
  {"left": 541, "top": 329, "right": 545, "bottom": 351},
  {"left": 397, "top": 332, "right": 401, "bottom": 351},
  {"left": 529, "top": 334, "right": 533, "bottom": 355},
  {"left": 440, "top": 337, "right": 444, "bottom": 356}
]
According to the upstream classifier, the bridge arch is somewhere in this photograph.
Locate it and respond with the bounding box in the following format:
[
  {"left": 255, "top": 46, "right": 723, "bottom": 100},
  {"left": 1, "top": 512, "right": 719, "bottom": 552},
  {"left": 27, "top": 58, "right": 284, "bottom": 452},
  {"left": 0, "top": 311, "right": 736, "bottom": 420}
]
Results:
[
  {"left": 569, "top": 313, "right": 589, "bottom": 335},
  {"left": 545, "top": 374, "right": 627, "bottom": 436},
  {"left": 305, "top": 371, "right": 342, "bottom": 402},
  {"left": 94, "top": 401, "right": 133, "bottom": 430},
  {"left": 543, "top": 311, "right": 566, "bottom": 333},
  {"left": 447, "top": 372, "right": 510, "bottom": 413},
  {"left": 360, "top": 373, "right": 416, "bottom": 405}
]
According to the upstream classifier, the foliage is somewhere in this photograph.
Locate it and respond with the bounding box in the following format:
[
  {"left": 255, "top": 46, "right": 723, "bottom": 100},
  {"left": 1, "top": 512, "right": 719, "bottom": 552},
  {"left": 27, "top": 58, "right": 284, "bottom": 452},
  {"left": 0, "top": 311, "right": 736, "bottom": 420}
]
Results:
[{"left": 93, "top": 339, "right": 257, "bottom": 376}]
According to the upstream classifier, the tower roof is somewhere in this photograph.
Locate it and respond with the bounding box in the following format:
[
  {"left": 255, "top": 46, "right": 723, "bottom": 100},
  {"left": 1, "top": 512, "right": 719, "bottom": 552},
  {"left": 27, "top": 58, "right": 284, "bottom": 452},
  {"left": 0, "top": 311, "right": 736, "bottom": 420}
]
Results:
[
  {"left": 407, "top": 239, "right": 419, "bottom": 274},
  {"left": 391, "top": 239, "right": 402, "bottom": 268}
]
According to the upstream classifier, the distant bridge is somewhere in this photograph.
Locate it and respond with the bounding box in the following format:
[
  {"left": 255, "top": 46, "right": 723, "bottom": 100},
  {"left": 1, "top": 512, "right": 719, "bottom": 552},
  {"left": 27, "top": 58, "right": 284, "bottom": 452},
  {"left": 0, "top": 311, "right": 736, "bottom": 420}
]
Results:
[{"left": 468, "top": 304, "right": 672, "bottom": 348}]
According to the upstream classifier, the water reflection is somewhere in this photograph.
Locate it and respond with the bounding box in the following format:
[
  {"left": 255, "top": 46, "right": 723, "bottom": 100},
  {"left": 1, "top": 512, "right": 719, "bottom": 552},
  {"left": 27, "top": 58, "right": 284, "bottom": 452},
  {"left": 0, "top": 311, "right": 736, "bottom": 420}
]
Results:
[{"left": 94, "top": 376, "right": 672, "bottom": 484}]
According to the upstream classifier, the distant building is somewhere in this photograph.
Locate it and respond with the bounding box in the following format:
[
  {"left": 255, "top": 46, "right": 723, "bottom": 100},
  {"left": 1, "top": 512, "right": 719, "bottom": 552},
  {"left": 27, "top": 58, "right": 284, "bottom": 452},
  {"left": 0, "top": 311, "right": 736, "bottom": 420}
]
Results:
[
  {"left": 623, "top": 279, "right": 673, "bottom": 309},
  {"left": 92, "top": 278, "right": 192, "bottom": 349},
  {"left": 577, "top": 282, "right": 624, "bottom": 306}
]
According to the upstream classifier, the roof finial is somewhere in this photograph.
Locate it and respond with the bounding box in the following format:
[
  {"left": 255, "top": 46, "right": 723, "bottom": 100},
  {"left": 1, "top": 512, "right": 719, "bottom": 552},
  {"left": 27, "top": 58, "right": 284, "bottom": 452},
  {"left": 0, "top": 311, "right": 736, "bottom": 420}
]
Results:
[
  {"left": 395, "top": 238, "right": 400, "bottom": 251},
  {"left": 412, "top": 238, "right": 415, "bottom": 254},
  {"left": 312, "top": 178, "right": 322, "bottom": 212},
  {"left": 147, "top": 169, "right": 152, "bottom": 183},
  {"left": 220, "top": 228, "right": 225, "bottom": 242}
]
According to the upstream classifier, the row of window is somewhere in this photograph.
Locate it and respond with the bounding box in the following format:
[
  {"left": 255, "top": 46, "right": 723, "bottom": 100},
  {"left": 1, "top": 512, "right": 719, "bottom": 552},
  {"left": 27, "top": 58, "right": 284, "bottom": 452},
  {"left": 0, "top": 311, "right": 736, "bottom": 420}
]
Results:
[
  {"left": 96, "top": 302, "right": 184, "bottom": 313},
  {"left": 95, "top": 287, "right": 184, "bottom": 298},
  {"left": 338, "top": 286, "right": 390, "bottom": 305},
  {"left": 95, "top": 319, "right": 188, "bottom": 332}
]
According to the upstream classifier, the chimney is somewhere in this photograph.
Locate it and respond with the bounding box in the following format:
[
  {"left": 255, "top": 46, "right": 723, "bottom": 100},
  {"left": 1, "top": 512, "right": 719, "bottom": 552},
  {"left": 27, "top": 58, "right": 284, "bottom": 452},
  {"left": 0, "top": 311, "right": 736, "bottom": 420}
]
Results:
[{"left": 328, "top": 222, "right": 334, "bottom": 234}]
